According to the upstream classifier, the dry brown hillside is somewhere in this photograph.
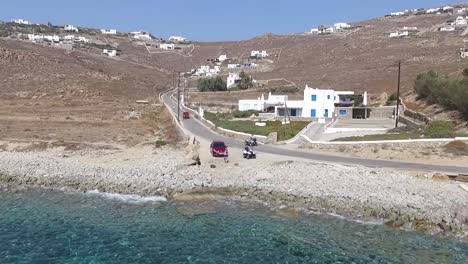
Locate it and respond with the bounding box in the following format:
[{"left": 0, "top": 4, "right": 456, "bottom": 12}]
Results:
[
  {"left": 0, "top": 39, "right": 176, "bottom": 146},
  {"left": 114, "top": 12, "right": 468, "bottom": 95}
]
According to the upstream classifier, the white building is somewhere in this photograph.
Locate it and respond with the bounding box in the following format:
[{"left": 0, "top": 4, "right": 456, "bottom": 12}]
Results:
[
  {"left": 11, "top": 19, "right": 30, "bottom": 25},
  {"left": 399, "top": 31, "right": 409, "bottom": 37},
  {"left": 251, "top": 50, "right": 269, "bottom": 58},
  {"left": 390, "top": 11, "right": 405, "bottom": 16},
  {"left": 64, "top": 25, "right": 78, "bottom": 32},
  {"left": 227, "top": 73, "right": 241, "bottom": 89},
  {"left": 75, "top": 36, "right": 89, "bottom": 43},
  {"left": 160, "top": 43, "right": 175, "bottom": 50},
  {"left": 440, "top": 26, "right": 456, "bottom": 32},
  {"left": 169, "top": 36, "right": 187, "bottom": 43},
  {"left": 460, "top": 48, "right": 468, "bottom": 58},
  {"left": 218, "top": 55, "right": 228, "bottom": 62},
  {"left": 101, "top": 29, "right": 117, "bottom": 35},
  {"left": 309, "top": 28, "right": 320, "bottom": 34},
  {"left": 103, "top": 49, "right": 117, "bottom": 57},
  {"left": 443, "top": 6, "right": 454, "bottom": 12},
  {"left": 133, "top": 32, "right": 152, "bottom": 40},
  {"left": 239, "top": 85, "right": 364, "bottom": 119},
  {"left": 64, "top": 35, "right": 75, "bottom": 41},
  {"left": 457, "top": 8, "right": 467, "bottom": 13},
  {"left": 389, "top": 32, "right": 400, "bottom": 38},
  {"left": 43, "top": 35, "right": 60, "bottom": 42},
  {"left": 228, "top": 64, "right": 240, "bottom": 69},
  {"left": 402, "top": 26, "right": 418, "bottom": 31},
  {"left": 334, "top": 22, "right": 351, "bottom": 30},
  {"left": 427, "top": 8, "right": 441, "bottom": 14},
  {"left": 453, "top": 16, "right": 468, "bottom": 26}
]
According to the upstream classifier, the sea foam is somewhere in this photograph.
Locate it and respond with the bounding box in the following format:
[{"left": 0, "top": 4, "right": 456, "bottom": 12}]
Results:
[{"left": 86, "top": 190, "right": 167, "bottom": 204}]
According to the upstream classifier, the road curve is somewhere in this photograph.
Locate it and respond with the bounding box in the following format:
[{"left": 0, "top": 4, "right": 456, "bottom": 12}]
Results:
[{"left": 162, "top": 92, "right": 468, "bottom": 174}]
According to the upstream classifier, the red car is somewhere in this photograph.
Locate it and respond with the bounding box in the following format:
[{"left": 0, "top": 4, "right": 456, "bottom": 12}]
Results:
[
  {"left": 210, "top": 141, "right": 228, "bottom": 157},
  {"left": 183, "top": 112, "right": 190, "bottom": 119}
]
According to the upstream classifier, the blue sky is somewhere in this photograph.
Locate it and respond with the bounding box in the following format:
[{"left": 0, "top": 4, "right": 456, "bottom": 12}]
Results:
[{"left": 0, "top": 0, "right": 459, "bottom": 41}]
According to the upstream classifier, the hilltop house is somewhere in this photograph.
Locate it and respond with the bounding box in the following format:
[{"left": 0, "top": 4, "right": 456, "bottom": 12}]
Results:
[
  {"left": 227, "top": 73, "right": 241, "bottom": 89},
  {"left": 11, "top": 19, "right": 30, "bottom": 25},
  {"left": 251, "top": 50, "right": 269, "bottom": 58},
  {"left": 426, "top": 8, "right": 441, "bottom": 14},
  {"left": 334, "top": 22, "right": 351, "bottom": 30},
  {"left": 238, "top": 85, "right": 367, "bottom": 119},
  {"left": 390, "top": 11, "right": 405, "bottom": 16},
  {"left": 457, "top": 8, "right": 468, "bottom": 14},
  {"left": 443, "top": 6, "right": 454, "bottom": 12},
  {"left": 217, "top": 55, "right": 228, "bottom": 62},
  {"left": 309, "top": 28, "right": 320, "bottom": 34},
  {"left": 101, "top": 29, "right": 117, "bottom": 35},
  {"left": 64, "top": 25, "right": 78, "bottom": 32},
  {"left": 169, "top": 36, "right": 187, "bottom": 43},
  {"left": 102, "top": 49, "right": 117, "bottom": 57},
  {"left": 160, "top": 43, "right": 175, "bottom": 50},
  {"left": 132, "top": 31, "right": 152, "bottom": 40},
  {"left": 43, "top": 35, "right": 60, "bottom": 43},
  {"left": 452, "top": 16, "right": 468, "bottom": 26}
]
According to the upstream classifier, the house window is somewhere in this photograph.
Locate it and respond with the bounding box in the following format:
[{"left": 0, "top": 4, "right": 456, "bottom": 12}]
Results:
[
  {"left": 311, "top": 109, "right": 316, "bottom": 118},
  {"left": 311, "top": 95, "right": 317, "bottom": 101},
  {"left": 324, "top": 109, "right": 329, "bottom": 117},
  {"left": 327, "top": 95, "right": 331, "bottom": 100},
  {"left": 339, "top": 110, "right": 348, "bottom": 116}
]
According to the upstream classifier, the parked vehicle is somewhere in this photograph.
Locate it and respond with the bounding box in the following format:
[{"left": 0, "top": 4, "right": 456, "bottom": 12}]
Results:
[
  {"left": 183, "top": 111, "right": 190, "bottom": 119},
  {"left": 243, "top": 147, "right": 256, "bottom": 159},
  {"left": 244, "top": 137, "right": 258, "bottom": 147},
  {"left": 210, "top": 141, "right": 228, "bottom": 157}
]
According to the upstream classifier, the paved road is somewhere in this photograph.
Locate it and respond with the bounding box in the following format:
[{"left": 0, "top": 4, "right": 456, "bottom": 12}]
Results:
[{"left": 162, "top": 92, "right": 468, "bottom": 174}]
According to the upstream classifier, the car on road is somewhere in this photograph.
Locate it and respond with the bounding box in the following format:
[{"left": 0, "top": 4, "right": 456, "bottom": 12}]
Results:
[
  {"left": 210, "top": 141, "right": 228, "bottom": 157},
  {"left": 183, "top": 111, "right": 190, "bottom": 119}
]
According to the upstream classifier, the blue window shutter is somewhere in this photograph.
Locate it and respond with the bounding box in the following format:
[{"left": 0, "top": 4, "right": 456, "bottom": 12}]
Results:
[{"left": 311, "top": 95, "right": 317, "bottom": 101}]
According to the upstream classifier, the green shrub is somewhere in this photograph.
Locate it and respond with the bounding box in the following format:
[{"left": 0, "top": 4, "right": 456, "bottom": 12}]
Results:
[
  {"left": 155, "top": 140, "right": 167, "bottom": 148},
  {"left": 415, "top": 71, "right": 468, "bottom": 119},
  {"left": 232, "top": 110, "right": 258, "bottom": 118},
  {"left": 197, "top": 76, "right": 227, "bottom": 92},
  {"left": 424, "top": 121, "right": 455, "bottom": 138}
]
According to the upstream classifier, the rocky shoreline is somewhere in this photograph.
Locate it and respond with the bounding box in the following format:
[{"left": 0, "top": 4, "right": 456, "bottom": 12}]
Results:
[{"left": 0, "top": 146, "right": 467, "bottom": 239}]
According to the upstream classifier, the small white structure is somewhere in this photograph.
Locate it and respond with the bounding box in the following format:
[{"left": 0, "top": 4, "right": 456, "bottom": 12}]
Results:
[
  {"left": 218, "top": 55, "right": 228, "bottom": 62},
  {"left": 309, "top": 28, "right": 319, "bottom": 34},
  {"left": 390, "top": 12, "right": 405, "bottom": 16},
  {"left": 101, "top": 29, "right": 117, "bottom": 35},
  {"left": 251, "top": 50, "right": 269, "bottom": 58},
  {"left": 443, "top": 6, "right": 454, "bottom": 12},
  {"left": 228, "top": 64, "right": 240, "bottom": 69},
  {"left": 132, "top": 31, "right": 152, "bottom": 40},
  {"left": 64, "top": 35, "right": 75, "bottom": 41},
  {"left": 103, "top": 49, "right": 117, "bottom": 57},
  {"left": 453, "top": 16, "right": 468, "bottom": 26},
  {"left": 238, "top": 85, "right": 362, "bottom": 119},
  {"left": 334, "top": 22, "right": 351, "bottom": 30},
  {"left": 64, "top": 25, "right": 78, "bottom": 32},
  {"left": 460, "top": 48, "right": 468, "bottom": 58},
  {"left": 402, "top": 26, "right": 418, "bottom": 31},
  {"left": 75, "top": 36, "right": 89, "bottom": 43},
  {"left": 43, "top": 35, "right": 60, "bottom": 42},
  {"left": 389, "top": 32, "right": 400, "bottom": 38},
  {"left": 11, "top": 19, "right": 30, "bottom": 25},
  {"left": 427, "top": 8, "right": 441, "bottom": 14},
  {"left": 399, "top": 31, "right": 409, "bottom": 37},
  {"left": 457, "top": 8, "right": 467, "bottom": 13},
  {"left": 440, "top": 26, "right": 456, "bottom": 32},
  {"left": 160, "top": 43, "right": 175, "bottom": 50},
  {"left": 227, "top": 73, "right": 241, "bottom": 89},
  {"left": 169, "top": 36, "right": 187, "bottom": 43}
]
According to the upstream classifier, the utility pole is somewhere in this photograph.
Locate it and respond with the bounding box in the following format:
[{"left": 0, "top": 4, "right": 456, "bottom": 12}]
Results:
[
  {"left": 177, "top": 71, "right": 181, "bottom": 122},
  {"left": 395, "top": 61, "right": 401, "bottom": 128}
]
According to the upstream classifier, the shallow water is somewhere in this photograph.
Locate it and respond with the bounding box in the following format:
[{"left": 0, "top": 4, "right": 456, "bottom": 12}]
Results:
[{"left": 0, "top": 188, "right": 466, "bottom": 263}]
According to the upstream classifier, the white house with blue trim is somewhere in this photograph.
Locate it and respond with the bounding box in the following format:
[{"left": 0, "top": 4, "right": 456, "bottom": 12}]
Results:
[{"left": 238, "top": 85, "right": 366, "bottom": 119}]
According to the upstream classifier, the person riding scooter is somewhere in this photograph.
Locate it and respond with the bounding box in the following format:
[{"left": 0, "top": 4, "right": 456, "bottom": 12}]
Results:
[
  {"left": 244, "top": 136, "right": 258, "bottom": 147},
  {"left": 242, "top": 146, "right": 256, "bottom": 159}
]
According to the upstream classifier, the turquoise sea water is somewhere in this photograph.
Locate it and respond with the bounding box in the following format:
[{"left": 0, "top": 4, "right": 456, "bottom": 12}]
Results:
[{"left": 0, "top": 188, "right": 467, "bottom": 264}]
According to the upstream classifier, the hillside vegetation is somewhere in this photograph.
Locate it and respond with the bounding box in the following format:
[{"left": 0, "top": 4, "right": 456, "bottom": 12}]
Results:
[{"left": 415, "top": 70, "right": 468, "bottom": 119}]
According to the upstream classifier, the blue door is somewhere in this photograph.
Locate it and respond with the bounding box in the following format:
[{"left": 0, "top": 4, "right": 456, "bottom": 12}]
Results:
[
  {"left": 324, "top": 109, "right": 329, "bottom": 118},
  {"left": 291, "top": 109, "right": 297, "bottom": 116},
  {"left": 311, "top": 109, "right": 316, "bottom": 118}
]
